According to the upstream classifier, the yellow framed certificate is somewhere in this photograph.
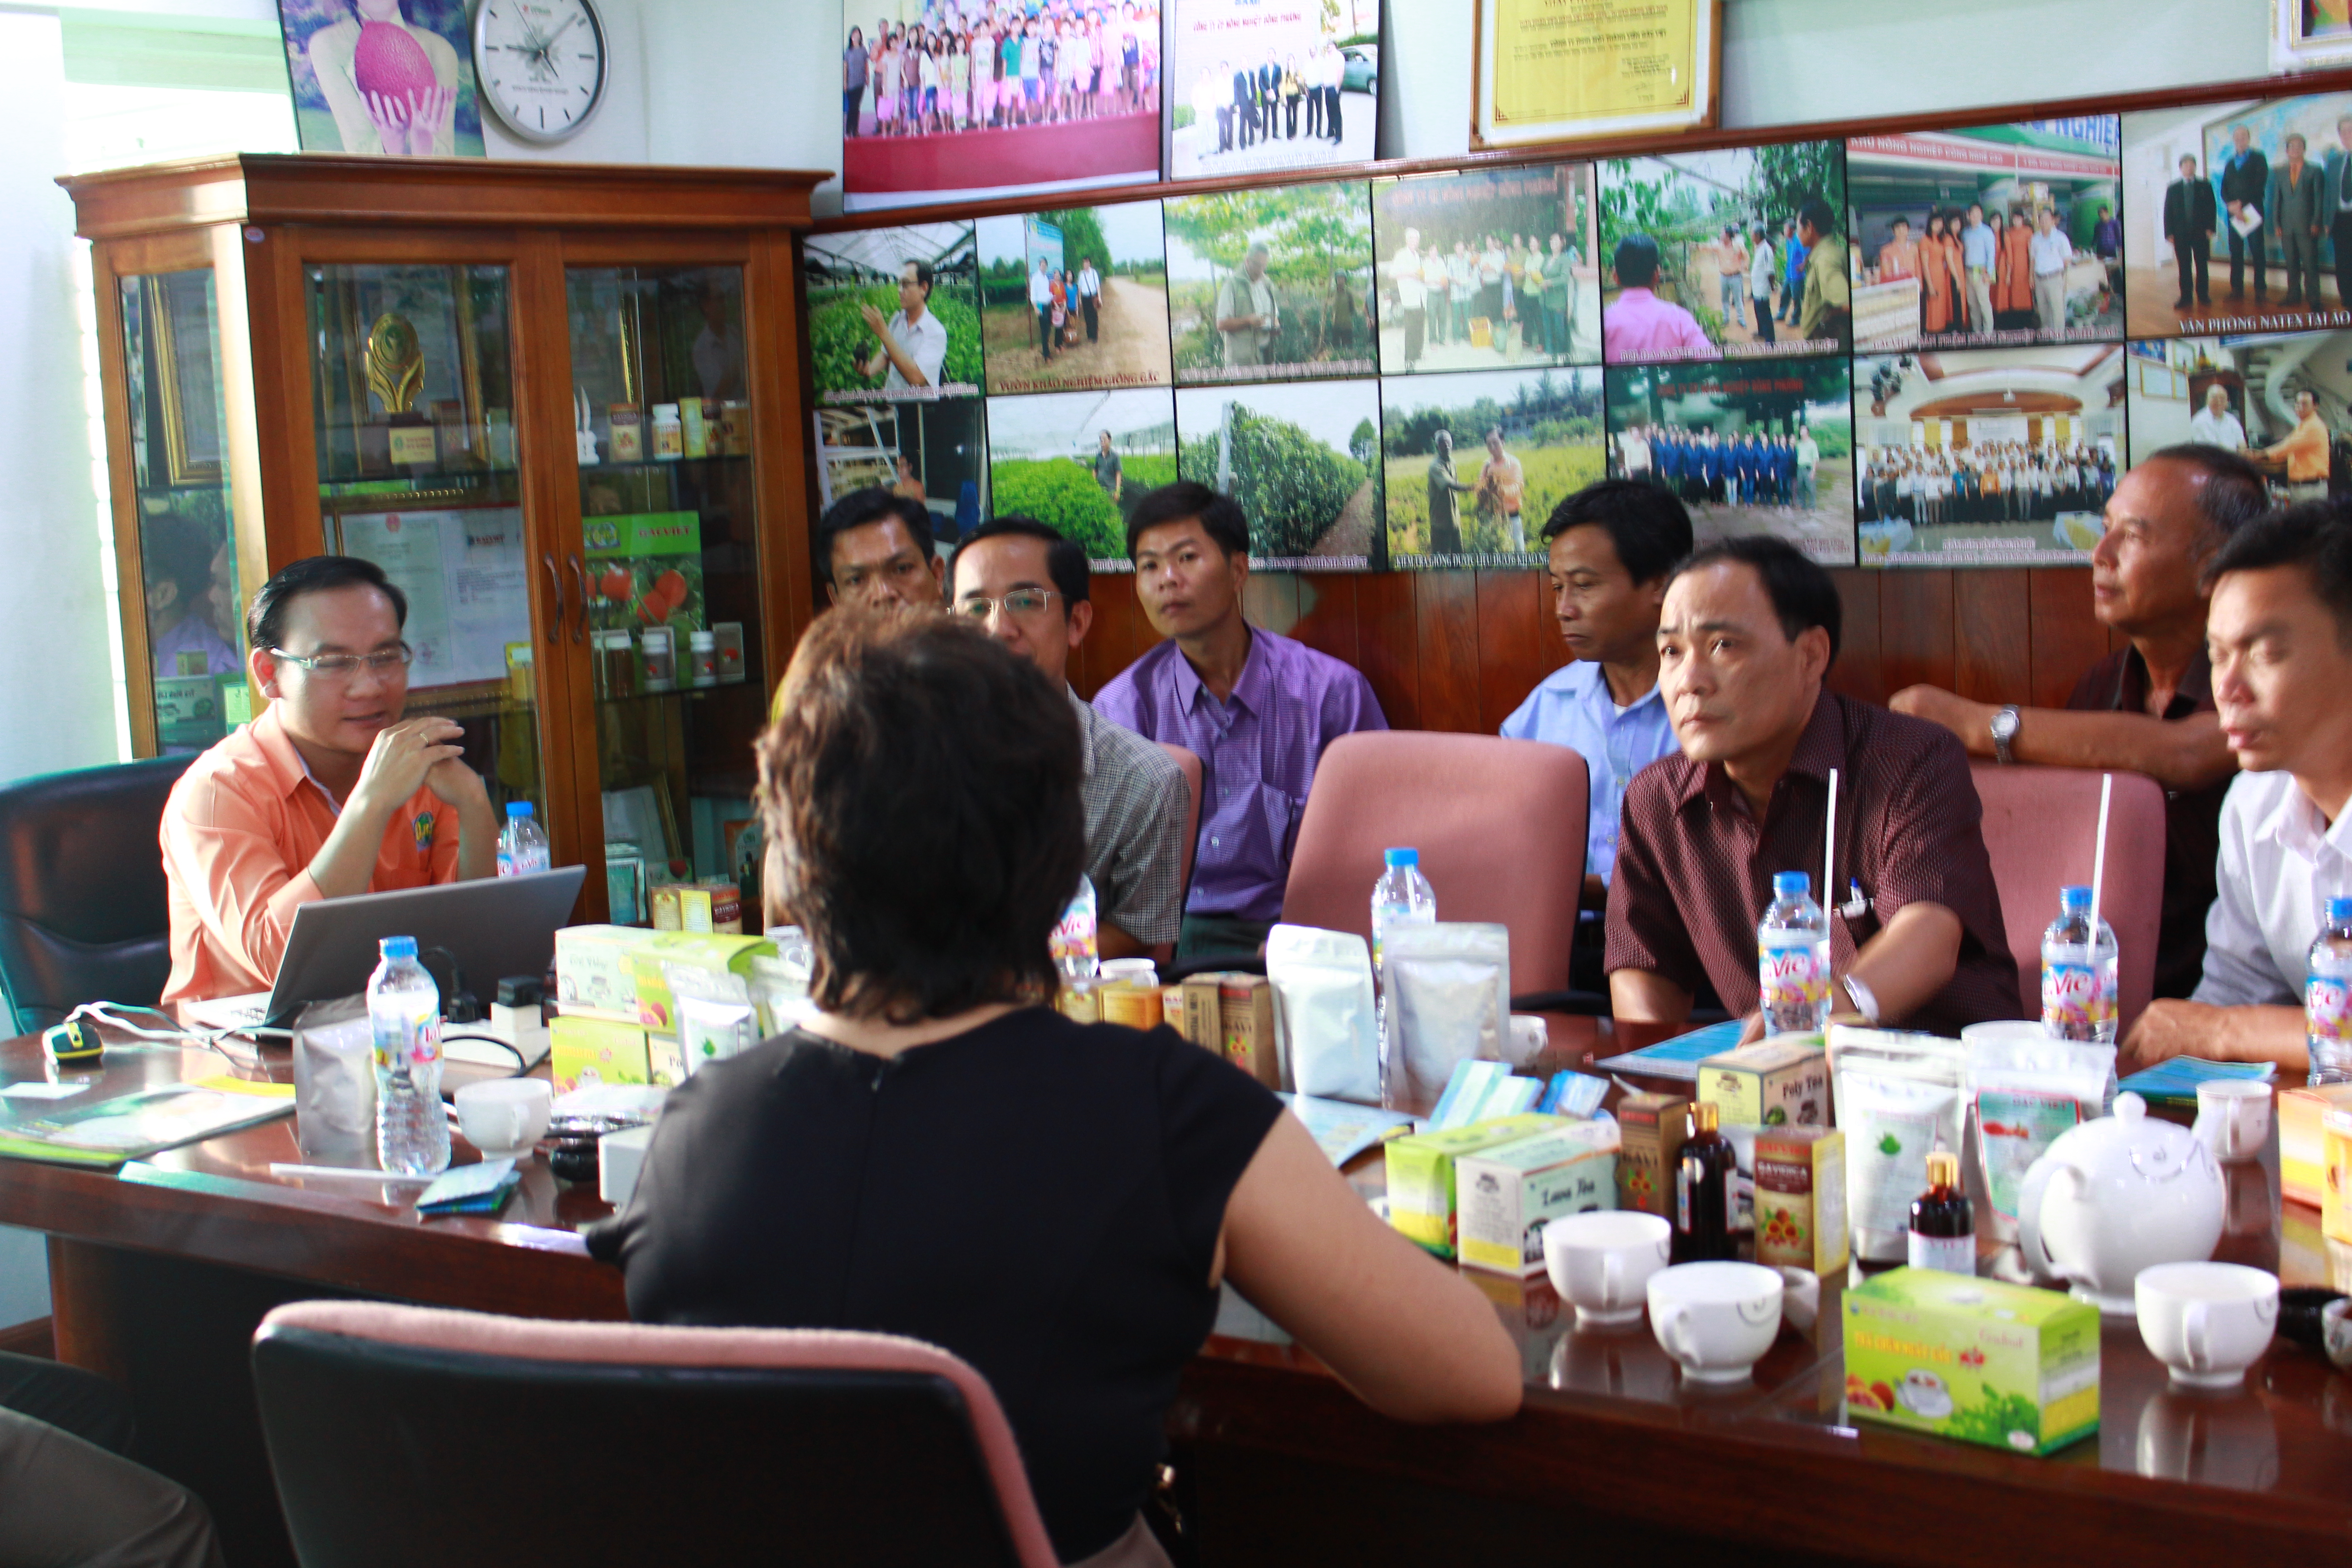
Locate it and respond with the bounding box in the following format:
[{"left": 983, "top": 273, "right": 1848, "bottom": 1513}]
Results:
[{"left": 1472, "top": 0, "right": 1720, "bottom": 149}]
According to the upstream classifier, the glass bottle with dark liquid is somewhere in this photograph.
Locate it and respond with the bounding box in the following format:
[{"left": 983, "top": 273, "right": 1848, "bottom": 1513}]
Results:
[
  {"left": 1906, "top": 1150, "right": 1974, "bottom": 1275},
  {"left": 1672, "top": 1101, "right": 1737, "bottom": 1263}
]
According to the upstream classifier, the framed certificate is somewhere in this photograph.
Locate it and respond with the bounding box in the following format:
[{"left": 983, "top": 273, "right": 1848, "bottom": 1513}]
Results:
[{"left": 1472, "top": 0, "right": 1720, "bottom": 149}]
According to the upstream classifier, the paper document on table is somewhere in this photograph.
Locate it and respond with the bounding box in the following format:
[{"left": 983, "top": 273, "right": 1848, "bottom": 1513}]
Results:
[
  {"left": 0, "top": 1083, "right": 87, "bottom": 1100},
  {"left": 1277, "top": 1093, "right": 1415, "bottom": 1167},
  {"left": 1591, "top": 1018, "right": 1749, "bottom": 1081},
  {"left": 0, "top": 1081, "right": 294, "bottom": 1167}
]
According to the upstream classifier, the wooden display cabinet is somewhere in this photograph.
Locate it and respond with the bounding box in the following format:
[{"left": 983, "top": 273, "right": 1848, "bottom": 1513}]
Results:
[{"left": 63, "top": 155, "right": 828, "bottom": 921}]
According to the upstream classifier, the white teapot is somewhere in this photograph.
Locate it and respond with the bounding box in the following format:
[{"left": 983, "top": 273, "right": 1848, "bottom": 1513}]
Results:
[{"left": 2015, "top": 1093, "right": 2225, "bottom": 1315}]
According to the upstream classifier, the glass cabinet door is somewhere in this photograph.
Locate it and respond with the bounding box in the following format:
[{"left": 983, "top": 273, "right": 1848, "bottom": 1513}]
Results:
[
  {"left": 307, "top": 263, "right": 551, "bottom": 826},
  {"left": 121, "top": 270, "right": 245, "bottom": 754},
  {"left": 566, "top": 265, "right": 765, "bottom": 926}
]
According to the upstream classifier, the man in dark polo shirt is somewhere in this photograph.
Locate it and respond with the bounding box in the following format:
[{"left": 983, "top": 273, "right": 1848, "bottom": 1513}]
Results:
[
  {"left": 1608, "top": 538, "right": 2019, "bottom": 1035},
  {"left": 1890, "top": 446, "right": 2264, "bottom": 998}
]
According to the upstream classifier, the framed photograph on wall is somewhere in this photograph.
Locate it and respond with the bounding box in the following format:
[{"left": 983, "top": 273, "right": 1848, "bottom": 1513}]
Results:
[
  {"left": 1472, "top": 0, "right": 1719, "bottom": 149},
  {"left": 276, "top": 0, "right": 486, "bottom": 157},
  {"left": 987, "top": 388, "right": 1176, "bottom": 569},
  {"left": 976, "top": 201, "right": 1172, "bottom": 396},
  {"left": 1164, "top": 180, "right": 1378, "bottom": 385},
  {"left": 1166, "top": 0, "right": 1376, "bottom": 180},
  {"left": 2124, "top": 333, "right": 2344, "bottom": 508},
  {"left": 2273, "top": 0, "right": 2352, "bottom": 73},
  {"left": 803, "top": 224, "right": 984, "bottom": 404},
  {"left": 1373, "top": 163, "right": 1600, "bottom": 375},
  {"left": 1174, "top": 380, "right": 1382, "bottom": 570}
]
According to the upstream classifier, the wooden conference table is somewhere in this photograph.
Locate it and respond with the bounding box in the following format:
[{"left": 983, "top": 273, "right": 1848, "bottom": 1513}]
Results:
[{"left": 0, "top": 1019, "right": 2347, "bottom": 1568}]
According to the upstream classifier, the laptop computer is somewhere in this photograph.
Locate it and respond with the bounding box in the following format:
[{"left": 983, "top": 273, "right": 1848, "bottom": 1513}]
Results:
[{"left": 183, "top": 867, "right": 586, "bottom": 1034}]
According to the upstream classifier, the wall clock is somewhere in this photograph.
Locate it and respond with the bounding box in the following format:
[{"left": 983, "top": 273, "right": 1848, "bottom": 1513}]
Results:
[{"left": 473, "top": 0, "right": 609, "bottom": 143}]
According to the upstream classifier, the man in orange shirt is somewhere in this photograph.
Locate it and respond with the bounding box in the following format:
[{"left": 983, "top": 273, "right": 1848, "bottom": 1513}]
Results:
[
  {"left": 2265, "top": 389, "right": 2333, "bottom": 503},
  {"left": 161, "top": 556, "right": 498, "bottom": 1010},
  {"left": 1477, "top": 426, "right": 1528, "bottom": 553},
  {"left": 1875, "top": 216, "right": 1921, "bottom": 283}
]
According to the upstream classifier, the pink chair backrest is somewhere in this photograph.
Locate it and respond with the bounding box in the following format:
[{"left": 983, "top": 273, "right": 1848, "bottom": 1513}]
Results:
[
  {"left": 1968, "top": 764, "right": 2167, "bottom": 1034},
  {"left": 1280, "top": 731, "right": 1590, "bottom": 998},
  {"left": 258, "top": 1300, "right": 1061, "bottom": 1568}
]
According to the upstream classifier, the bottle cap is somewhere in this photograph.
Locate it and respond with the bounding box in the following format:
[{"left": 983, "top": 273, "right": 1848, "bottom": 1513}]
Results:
[
  {"left": 1771, "top": 870, "right": 1809, "bottom": 899},
  {"left": 380, "top": 935, "right": 417, "bottom": 959},
  {"left": 1691, "top": 1100, "right": 1720, "bottom": 1133},
  {"left": 2060, "top": 885, "right": 2091, "bottom": 911},
  {"left": 505, "top": 800, "right": 534, "bottom": 818},
  {"left": 1384, "top": 848, "right": 1418, "bottom": 868},
  {"left": 690, "top": 631, "right": 716, "bottom": 648},
  {"left": 2331, "top": 896, "right": 2352, "bottom": 924},
  {"left": 1926, "top": 1150, "right": 1960, "bottom": 1188}
]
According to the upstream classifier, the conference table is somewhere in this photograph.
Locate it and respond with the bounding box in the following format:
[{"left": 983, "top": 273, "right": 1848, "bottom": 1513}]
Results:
[{"left": 0, "top": 1019, "right": 2347, "bottom": 1568}]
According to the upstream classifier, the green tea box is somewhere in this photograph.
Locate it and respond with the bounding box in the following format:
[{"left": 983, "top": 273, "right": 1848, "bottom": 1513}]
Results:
[
  {"left": 550, "top": 1014, "right": 650, "bottom": 1096},
  {"left": 1842, "top": 1268, "right": 2099, "bottom": 1455},
  {"left": 1384, "top": 1114, "right": 1559, "bottom": 1260},
  {"left": 1454, "top": 1118, "right": 1618, "bottom": 1274},
  {"left": 554, "top": 925, "right": 661, "bottom": 1017},
  {"left": 1696, "top": 1036, "right": 1828, "bottom": 1129}
]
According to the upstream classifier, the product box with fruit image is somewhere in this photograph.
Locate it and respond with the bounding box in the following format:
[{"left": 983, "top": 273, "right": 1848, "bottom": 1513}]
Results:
[
  {"left": 584, "top": 511, "right": 705, "bottom": 635},
  {"left": 1841, "top": 1268, "right": 2098, "bottom": 1455}
]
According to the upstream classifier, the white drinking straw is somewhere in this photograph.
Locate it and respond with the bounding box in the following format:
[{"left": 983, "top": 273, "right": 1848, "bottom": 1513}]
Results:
[
  {"left": 1823, "top": 767, "right": 1839, "bottom": 915},
  {"left": 2087, "top": 773, "right": 2114, "bottom": 947}
]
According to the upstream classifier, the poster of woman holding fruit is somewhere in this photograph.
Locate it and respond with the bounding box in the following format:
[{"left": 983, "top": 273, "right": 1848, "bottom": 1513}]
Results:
[{"left": 280, "top": 0, "right": 486, "bottom": 157}]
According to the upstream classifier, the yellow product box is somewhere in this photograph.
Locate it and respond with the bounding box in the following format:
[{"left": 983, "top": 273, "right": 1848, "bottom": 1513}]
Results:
[
  {"left": 1177, "top": 974, "right": 1224, "bottom": 1050},
  {"left": 2324, "top": 1109, "right": 2352, "bottom": 1245},
  {"left": 550, "top": 1013, "right": 651, "bottom": 1095},
  {"left": 553, "top": 924, "right": 662, "bottom": 1017},
  {"left": 1218, "top": 975, "right": 1280, "bottom": 1088},
  {"left": 1752, "top": 1126, "right": 1849, "bottom": 1274},
  {"left": 1842, "top": 1268, "right": 2099, "bottom": 1456},
  {"left": 1384, "top": 1114, "right": 1561, "bottom": 1259},
  {"left": 1454, "top": 1118, "right": 1618, "bottom": 1274},
  {"left": 1697, "top": 1037, "right": 1828, "bottom": 1129},
  {"left": 650, "top": 880, "right": 743, "bottom": 934},
  {"left": 2281, "top": 1081, "right": 2352, "bottom": 1208},
  {"left": 1614, "top": 1091, "right": 1688, "bottom": 1217},
  {"left": 1099, "top": 980, "right": 1163, "bottom": 1031},
  {"left": 629, "top": 932, "right": 776, "bottom": 1034}
]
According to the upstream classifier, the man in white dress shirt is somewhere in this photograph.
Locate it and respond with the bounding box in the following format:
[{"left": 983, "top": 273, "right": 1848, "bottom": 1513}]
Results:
[
  {"left": 857, "top": 259, "right": 950, "bottom": 391},
  {"left": 2029, "top": 208, "right": 2073, "bottom": 337},
  {"left": 2189, "top": 385, "right": 2249, "bottom": 451},
  {"left": 2123, "top": 503, "right": 2352, "bottom": 1072}
]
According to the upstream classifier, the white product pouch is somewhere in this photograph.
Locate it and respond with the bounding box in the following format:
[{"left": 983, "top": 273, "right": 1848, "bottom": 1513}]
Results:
[
  {"left": 1265, "top": 923, "right": 1380, "bottom": 1104},
  {"left": 1964, "top": 1031, "right": 2115, "bottom": 1239},
  {"left": 1827, "top": 1026, "right": 1970, "bottom": 1263},
  {"left": 1384, "top": 921, "right": 1510, "bottom": 1108}
]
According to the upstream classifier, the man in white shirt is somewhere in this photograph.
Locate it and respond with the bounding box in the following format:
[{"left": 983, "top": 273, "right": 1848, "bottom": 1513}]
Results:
[
  {"left": 1746, "top": 223, "right": 1776, "bottom": 345},
  {"left": 1076, "top": 257, "right": 1102, "bottom": 343},
  {"left": 858, "top": 259, "right": 950, "bottom": 391},
  {"left": 2122, "top": 504, "right": 2352, "bottom": 1073},
  {"left": 1026, "top": 255, "right": 1055, "bottom": 362},
  {"left": 2190, "top": 385, "right": 2249, "bottom": 451},
  {"left": 1390, "top": 227, "right": 1427, "bottom": 370},
  {"left": 2029, "top": 208, "right": 2073, "bottom": 337}
]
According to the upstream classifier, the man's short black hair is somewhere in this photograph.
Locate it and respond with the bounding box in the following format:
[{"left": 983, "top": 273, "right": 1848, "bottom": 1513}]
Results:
[
  {"left": 903, "top": 259, "right": 934, "bottom": 295},
  {"left": 1669, "top": 535, "right": 1843, "bottom": 666},
  {"left": 247, "top": 555, "right": 407, "bottom": 653},
  {"left": 1124, "top": 480, "right": 1249, "bottom": 560},
  {"left": 1612, "top": 233, "right": 1661, "bottom": 289},
  {"left": 2142, "top": 443, "right": 2270, "bottom": 547},
  {"left": 816, "top": 487, "right": 936, "bottom": 585},
  {"left": 1797, "top": 197, "right": 1835, "bottom": 235},
  {"left": 1540, "top": 480, "right": 1695, "bottom": 585},
  {"left": 953, "top": 514, "right": 1090, "bottom": 609},
  {"left": 2205, "top": 500, "right": 2352, "bottom": 645}
]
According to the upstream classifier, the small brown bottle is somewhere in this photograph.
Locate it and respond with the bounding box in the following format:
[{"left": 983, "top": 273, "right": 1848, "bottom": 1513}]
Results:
[
  {"left": 1906, "top": 1150, "right": 1974, "bottom": 1275},
  {"left": 1672, "top": 1101, "right": 1738, "bottom": 1263}
]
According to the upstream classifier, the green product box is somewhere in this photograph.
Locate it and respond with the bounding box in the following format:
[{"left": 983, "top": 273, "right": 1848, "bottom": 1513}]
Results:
[
  {"left": 1842, "top": 1267, "right": 2099, "bottom": 1455},
  {"left": 1384, "top": 1114, "right": 1560, "bottom": 1260},
  {"left": 550, "top": 1014, "right": 650, "bottom": 1096},
  {"left": 1454, "top": 1119, "right": 1618, "bottom": 1274},
  {"left": 582, "top": 511, "right": 705, "bottom": 635},
  {"left": 628, "top": 931, "right": 776, "bottom": 1034},
  {"left": 554, "top": 924, "right": 663, "bottom": 1016},
  {"left": 1696, "top": 1036, "right": 1828, "bottom": 1128}
]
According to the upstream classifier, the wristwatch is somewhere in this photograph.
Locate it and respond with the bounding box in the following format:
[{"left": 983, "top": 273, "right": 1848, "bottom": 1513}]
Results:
[{"left": 1989, "top": 705, "right": 2021, "bottom": 765}]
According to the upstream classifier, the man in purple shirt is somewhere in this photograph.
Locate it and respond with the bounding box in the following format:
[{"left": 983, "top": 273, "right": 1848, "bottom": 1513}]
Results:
[
  {"left": 1602, "top": 233, "right": 1717, "bottom": 363},
  {"left": 1093, "top": 482, "right": 1387, "bottom": 957}
]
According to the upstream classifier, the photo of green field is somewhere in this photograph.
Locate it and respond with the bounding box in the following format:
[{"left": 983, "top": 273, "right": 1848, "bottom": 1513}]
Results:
[
  {"left": 1175, "top": 380, "right": 1382, "bottom": 569},
  {"left": 1379, "top": 367, "right": 1604, "bottom": 568},
  {"left": 805, "top": 223, "right": 983, "bottom": 403},
  {"left": 985, "top": 389, "right": 1178, "bottom": 566}
]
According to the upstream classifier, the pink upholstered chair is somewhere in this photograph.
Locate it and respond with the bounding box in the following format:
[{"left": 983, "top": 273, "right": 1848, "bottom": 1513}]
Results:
[
  {"left": 1969, "top": 764, "right": 2168, "bottom": 1034},
  {"left": 1153, "top": 744, "right": 1203, "bottom": 967},
  {"left": 250, "top": 1300, "right": 1061, "bottom": 1568},
  {"left": 1280, "top": 732, "right": 1590, "bottom": 999}
]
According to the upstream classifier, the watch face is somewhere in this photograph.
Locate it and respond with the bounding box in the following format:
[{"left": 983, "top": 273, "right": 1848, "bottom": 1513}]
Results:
[{"left": 475, "top": 0, "right": 607, "bottom": 142}]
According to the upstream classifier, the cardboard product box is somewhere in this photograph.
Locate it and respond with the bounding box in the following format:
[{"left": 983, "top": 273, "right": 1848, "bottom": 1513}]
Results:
[
  {"left": 551, "top": 1013, "right": 651, "bottom": 1096},
  {"left": 1455, "top": 1119, "right": 1620, "bottom": 1274},
  {"left": 1842, "top": 1268, "right": 2099, "bottom": 1456},
  {"left": 1384, "top": 1114, "right": 1561, "bottom": 1259},
  {"left": 629, "top": 932, "right": 777, "bottom": 1034},
  {"left": 582, "top": 510, "right": 706, "bottom": 636},
  {"left": 2281, "top": 1081, "right": 2352, "bottom": 1207},
  {"left": 1697, "top": 1038, "right": 1829, "bottom": 1129},
  {"left": 647, "top": 1034, "right": 686, "bottom": 1088},
  {"left": 1753, "top": 1127, "right": 1849, "bottom": 1274},
  {"left": 554, "top": 925, "right": 661, "bottom": 1017},
  {"left": 650, "top": 881, "right": 743, "bottom": 935},
  {"left": 2324, "top": 1108, "right": 2352, "bottom": 1246},
  {"left": 1218, "top": 975, "right": 1279, "bottom": 1088},
  {"left": 1172, "top": 973, "right": 1222, "bottom": 1051},
  {"left": 1614, "top": 1092, "right": 1689, "bottom": 1216}
]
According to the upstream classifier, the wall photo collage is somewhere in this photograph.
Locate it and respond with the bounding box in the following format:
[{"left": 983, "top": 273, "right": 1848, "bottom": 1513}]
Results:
[{"left": 805, "top": 89, "right": 2352, "bottom": 575}]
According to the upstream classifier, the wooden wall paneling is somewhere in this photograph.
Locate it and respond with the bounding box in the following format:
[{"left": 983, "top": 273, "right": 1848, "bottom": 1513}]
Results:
[
  {"left": 2028, "top": 568, "right": 2108, "bottom": 709},
  {"left": 1953, "top": 569, "right": 2033, "bottom": 704},
  {"left": 1474, "top": 569, "right": 1549, "bottom": 734},
  {"left": 1413, "top": 572, "right": 1483, "bottom": 734},
  {"left": 1074, "top": 571, "right": 1156, "bottom": 699},
  {"left": 1875, "top": 569, "right": 1958, "bottom": 696},
  {"left": 1826, "top": 569, "right": 1883, "bottom": 706},
  {"left": 1291, "top": 573, "right": 1361, "bottom": 669},
  {"left": 1352, "top": 572, "right": 1421, "bottom": 730}
]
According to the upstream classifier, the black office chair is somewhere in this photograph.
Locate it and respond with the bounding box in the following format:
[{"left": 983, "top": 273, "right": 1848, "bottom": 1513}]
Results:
[
  {"left": 0, "top": 755, "right": 194, "bottom": 1034},
  {"left": 251, "top": 1300, "right": 1063, "bottom": 1568}
]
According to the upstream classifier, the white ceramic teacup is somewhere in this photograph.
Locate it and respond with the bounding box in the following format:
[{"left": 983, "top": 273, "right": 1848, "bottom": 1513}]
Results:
[
  {"left": 2192, "top": 1079, "right": 2271, "bottom": 1164},
  {"left": 454, "top": 1078, "right": 553, "bottom": 1158},
  {"left": 1542, "top": 1211, "right": 1671, "bottom": 1327},
  {"left": 1646, "top": 1261, "right": 1784, "bottom": 1384},
  {"left": 2323, "top": 1298, "right": 2352, "bottom": 1373},
  {"left": 2134, "top": 1260, "right": 2279, "bottom": 1389}
]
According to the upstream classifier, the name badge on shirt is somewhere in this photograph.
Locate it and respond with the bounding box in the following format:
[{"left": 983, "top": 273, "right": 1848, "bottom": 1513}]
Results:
[{"left": 413, "top": 812, "right": 436, "bottom": 860}]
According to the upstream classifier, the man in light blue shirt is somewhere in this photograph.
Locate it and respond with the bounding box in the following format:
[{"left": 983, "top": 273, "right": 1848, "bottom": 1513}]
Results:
[
  {"left": 1499, "top": 481, "right": 1692, "bottom": 994},
  {"left": 1958, "top": 202, "right": 1997, "bottom": 337}
]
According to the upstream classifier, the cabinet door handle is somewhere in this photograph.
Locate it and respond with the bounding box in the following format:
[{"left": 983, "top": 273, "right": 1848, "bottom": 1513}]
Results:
[
  {"left": 542, "top": 554, "right": 563, "bottom": 646},
  {"left": 567, "top": 554, "right": 589, "bottom": 645}
]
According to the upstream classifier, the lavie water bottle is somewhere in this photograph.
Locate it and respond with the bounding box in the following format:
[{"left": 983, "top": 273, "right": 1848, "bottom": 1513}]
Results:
[
  {"left": 2307, "top": 896, "right": 2352, "bottom": 1086},
  {"left": 1758, "top": 872, "right": 1832, "bottom": 1034},
  {"left": 2040, "top": 885, "right": 2118, "bottom": 1044},
  {"left": 1369, "top": 847, "right": 1437, "bottom": 984},
  {"left": 370, "top": 936, "right": 448, "bottom": 1176},
  {"left": 496, "top": 800, "right": 549, "bottom": 877}
]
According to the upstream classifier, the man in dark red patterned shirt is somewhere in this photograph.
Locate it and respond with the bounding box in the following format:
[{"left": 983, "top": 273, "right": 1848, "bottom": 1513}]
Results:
[{"left": 1607, "top": 538, "right": 2020, "bottom": 1035}]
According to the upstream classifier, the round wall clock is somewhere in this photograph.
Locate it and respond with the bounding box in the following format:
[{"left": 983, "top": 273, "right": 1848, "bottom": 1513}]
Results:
[{"left": 472, "top": 0, "right": 609, "bottom": 144}]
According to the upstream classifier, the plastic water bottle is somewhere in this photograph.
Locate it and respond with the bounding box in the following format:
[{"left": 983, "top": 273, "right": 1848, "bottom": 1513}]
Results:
[
  {"left": 1758, "top": 871, "right": 1832, "bottom": 1034},
  {"left": 1370, "top": 847, "right": 1438, "bottom": 982},
  {"left": 2305, "top": 896, "right": 2352, "bottom": 1086},
  {"left": 2040, "top": 886, "right": 2119, "bottom": 1044},
  {"left": 1050, "top": 873, "right": 1100, "bottom": 983},
  {"left": 370, "top": 936, "right": 448, "bottom": 1176},
  {"left": 496, "top": 800, "right": 549, "bottom": 877}
]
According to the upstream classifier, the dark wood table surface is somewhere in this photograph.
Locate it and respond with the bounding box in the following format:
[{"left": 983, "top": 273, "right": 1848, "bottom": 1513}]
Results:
[{"left": 2, "top": 1019, "right": 2347, "bottom": 1568}]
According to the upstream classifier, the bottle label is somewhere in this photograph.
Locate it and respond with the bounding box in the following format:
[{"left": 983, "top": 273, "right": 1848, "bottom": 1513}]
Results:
[
  {"left": 1759, "top": 939, "right": 1832, "bottom": 1018},
  {"left": 2040, "top": 958, "right": 2117, "bottom": 1037},
  {"left": 372, "top": 1007, "right": 441, "bottom": 1071},
  {"left": 1907, "top": 1230, "right": 1975, "bottom": 1276},
  {"left": 1049, "top": 902, "right": 1098, "bottom": 977},
  {"left": 1974, "top": 1089, "right": 2083, "bottom": 1220},
  {"left": 2308, "top": 973, "right": 2351, "bottom": 1042}
]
